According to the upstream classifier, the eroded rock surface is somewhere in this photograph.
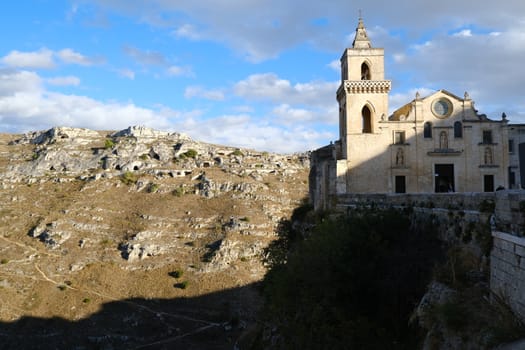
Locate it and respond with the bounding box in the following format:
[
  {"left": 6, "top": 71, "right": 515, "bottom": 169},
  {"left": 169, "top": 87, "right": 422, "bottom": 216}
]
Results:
[{"left": 0, "top": 126, "right": 309, "bottom": 348}]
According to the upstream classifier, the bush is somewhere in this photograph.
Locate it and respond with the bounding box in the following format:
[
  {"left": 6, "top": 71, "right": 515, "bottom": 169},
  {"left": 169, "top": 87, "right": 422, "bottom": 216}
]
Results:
[
  {"left": 0, "top": 258, "right": 8, "bottom": 264},
  {"left": 181, "top": 149, "right": 198, "bottom": 159},
  {"left": 169, "top": 269, "right": 184, "bottom": 279},
  {"left": 175, "top": 281, "right": 189, "bottom": 289},
  {"left": 172, "top": 186, "right": 185, "bottom": 197},
  {"left": 231, "top": 149, "right": 244, "bottom": 157},
  {"left": 120, "top": 171, "right": 137, "bottom": 185},
  {"left": 147, "top": 183, "right": 159, "bottom": 193},
  {"left": 104, "top": 139, "right": 115, "bottom": 149}
]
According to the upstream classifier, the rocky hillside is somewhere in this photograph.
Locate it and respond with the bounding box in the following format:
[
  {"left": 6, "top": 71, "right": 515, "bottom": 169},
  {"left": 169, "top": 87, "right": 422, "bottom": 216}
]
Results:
[{"left": 0, "top": 126, "right": 309, "bottom": 349}]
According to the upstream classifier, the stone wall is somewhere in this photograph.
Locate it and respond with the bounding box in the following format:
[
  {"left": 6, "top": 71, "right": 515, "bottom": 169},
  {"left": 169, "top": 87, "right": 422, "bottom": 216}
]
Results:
[{"left": 491, "top": 231, "right": 525, "bottom": 321}]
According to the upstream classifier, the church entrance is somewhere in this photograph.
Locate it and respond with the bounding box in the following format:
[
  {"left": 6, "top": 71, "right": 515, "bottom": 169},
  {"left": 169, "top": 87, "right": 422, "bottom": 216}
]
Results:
[{"left": 434, "top": 164, "right": 454, "bottom": 192}]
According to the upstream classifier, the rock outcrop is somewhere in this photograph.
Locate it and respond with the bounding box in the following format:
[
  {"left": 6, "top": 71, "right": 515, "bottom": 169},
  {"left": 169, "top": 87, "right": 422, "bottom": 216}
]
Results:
[{"left": 0, "top": 125, "right": 310, "bottom": 349}]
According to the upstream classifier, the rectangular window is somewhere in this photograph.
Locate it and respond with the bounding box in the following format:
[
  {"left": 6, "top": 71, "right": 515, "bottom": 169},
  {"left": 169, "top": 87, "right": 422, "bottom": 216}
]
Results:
[
  {"left": 483, "top": 130, "right": 493, "bottom": 144},
  {"left": 509, "top": 168, "right": 516, "bottom": 188},
  {"left": 395, "top": 176, "right": 406, "bottom": 193},
  {"left": 509, "top": 139, "right": 515, "bottom": 153},
  {"left": 394, "top": 131, "right": 405, "bottom": 145},
  {"left": 484, "top": 175, "right": 494, "bottom": 192}
]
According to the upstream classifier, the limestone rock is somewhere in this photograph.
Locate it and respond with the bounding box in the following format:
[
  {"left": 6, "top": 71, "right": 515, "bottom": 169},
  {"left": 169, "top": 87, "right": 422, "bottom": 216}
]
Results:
[
  {"left": 111, "top": 125, "right": 189, "bottom": 142},
  {"left": 119, "top": 242, "right": 165, "bottom": 262}
]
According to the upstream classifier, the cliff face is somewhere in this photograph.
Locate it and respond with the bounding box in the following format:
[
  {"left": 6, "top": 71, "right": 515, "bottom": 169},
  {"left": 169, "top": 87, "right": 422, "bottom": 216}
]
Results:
[{"left": 0, "top": 126, "right": 309, "bottom": 349}]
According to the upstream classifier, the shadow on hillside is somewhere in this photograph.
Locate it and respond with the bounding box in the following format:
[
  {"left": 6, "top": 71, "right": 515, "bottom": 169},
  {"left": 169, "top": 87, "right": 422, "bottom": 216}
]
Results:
[{"left": 0, "top": 283, "right": 261, "bottom": 350}]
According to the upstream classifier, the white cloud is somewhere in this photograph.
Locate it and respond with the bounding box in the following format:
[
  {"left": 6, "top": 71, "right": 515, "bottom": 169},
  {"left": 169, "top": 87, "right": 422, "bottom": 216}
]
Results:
[
  {"left": 0, "top": 68, "right": 171, "bottom": 132},
  {"left": 173, "top": 24, "right": 203, "bottom": 40},
  {"left": 452, "top": 29, "right": 472, "bottom": 37},
  {"left": 0, "top": 69, "right": 42, "bottom": 96},
  {"left": 0, "top": 69, "right": 328, "bottom": 153},
  {"left": 56, "top": 48, "right": 96, "bottom": 65},
  {"left": 327, "top": 59, "right": 339, "bottom": 71},
  {"left": 392, "top": 53, "right": 406, "bottom": 63},
  {"left": 272, "top": 104, "right": 315, "bottom": 124},
  {"left": 232, "top": 105, "right": 254, "bottom": 113},
  {"left": 234, "top": 73, "right": 337, "bottom": 108},
  {"left": 186, "top": 113, "right": 330, "bottom": 153},
  {"left": 0, "top": 68, "right": 334, "bottom": 153},
  {"left": 184, "top": 86, "right": 224, "bottom": 101},
  {"left": 46, "top": 76, "right": 81, "bottom": 86},
  {"left": 1, "top": 49, "right": 55, "bottom": 69},
  {"left": 167, "top": 65, "right": 193, "bottom": 77}
]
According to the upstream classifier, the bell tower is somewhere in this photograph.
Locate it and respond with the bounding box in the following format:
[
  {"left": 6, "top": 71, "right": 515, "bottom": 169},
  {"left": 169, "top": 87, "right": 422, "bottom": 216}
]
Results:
[{"left": 337, "top": 17, "right": 391, "bottom": 159}]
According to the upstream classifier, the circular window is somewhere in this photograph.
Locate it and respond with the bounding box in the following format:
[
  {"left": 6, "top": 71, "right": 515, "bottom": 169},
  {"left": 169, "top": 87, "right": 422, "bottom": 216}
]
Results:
[{"left": 431, "top": 98, "right": 453, "bottom": 119}]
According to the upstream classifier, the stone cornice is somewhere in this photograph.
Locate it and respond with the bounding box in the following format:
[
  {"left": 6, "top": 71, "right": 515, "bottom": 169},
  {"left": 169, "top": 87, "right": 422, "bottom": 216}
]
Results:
[{"left": 337, "top": 80, "right": 392, "bottom": 97}]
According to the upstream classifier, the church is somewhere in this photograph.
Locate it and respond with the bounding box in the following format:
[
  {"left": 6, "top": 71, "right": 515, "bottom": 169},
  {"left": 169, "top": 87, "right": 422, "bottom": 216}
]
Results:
[{"left": 310, "top": 18, "right": 524, "bottom": 210}]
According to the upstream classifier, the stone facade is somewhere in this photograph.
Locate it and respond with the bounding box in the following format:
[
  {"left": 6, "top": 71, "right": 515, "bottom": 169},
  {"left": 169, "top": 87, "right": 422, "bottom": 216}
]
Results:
[{"left": 310, "top": 18, "right": 523, "bottom": 211}]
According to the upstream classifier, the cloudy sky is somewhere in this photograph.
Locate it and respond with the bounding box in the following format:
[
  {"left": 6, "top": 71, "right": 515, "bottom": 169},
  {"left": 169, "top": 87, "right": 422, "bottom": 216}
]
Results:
[{"left": 1, "top": 1, "right": 525, "bottom": 153}]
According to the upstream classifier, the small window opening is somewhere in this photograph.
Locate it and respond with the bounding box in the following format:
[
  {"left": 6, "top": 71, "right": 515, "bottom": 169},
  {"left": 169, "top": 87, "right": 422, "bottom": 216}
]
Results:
[
  {"left": 362, "top": 106, "right": 372, "bottom": 133},
  {"left": 454, "top": 121, "right": 462, "bottom": 138},
  {"left": 361, "top": 62, "right": 371, "bottom": 80},
  {"left": 424, "top": 122, "right": 432, "bottom": 138},
  {"left": 483, "top": 130, "right": 493, "bottom": 144}
]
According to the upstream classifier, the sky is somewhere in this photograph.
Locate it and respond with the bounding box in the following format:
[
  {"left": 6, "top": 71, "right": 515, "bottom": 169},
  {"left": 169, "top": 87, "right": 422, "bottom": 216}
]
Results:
[{"left": 1, "top": 0, "right": 525, "bottom": 153}]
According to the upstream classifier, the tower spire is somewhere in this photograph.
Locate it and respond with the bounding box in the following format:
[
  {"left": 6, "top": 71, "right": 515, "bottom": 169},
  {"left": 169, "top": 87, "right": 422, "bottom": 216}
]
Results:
[{"left": 352, "top": 16, "right": 371, "bottom": 49}]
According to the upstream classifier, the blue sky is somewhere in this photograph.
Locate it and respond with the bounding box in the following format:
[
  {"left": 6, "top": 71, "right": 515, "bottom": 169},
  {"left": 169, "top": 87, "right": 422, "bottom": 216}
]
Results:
[{"left": 1, "top": 1, "right": 525, "bottom": 153}]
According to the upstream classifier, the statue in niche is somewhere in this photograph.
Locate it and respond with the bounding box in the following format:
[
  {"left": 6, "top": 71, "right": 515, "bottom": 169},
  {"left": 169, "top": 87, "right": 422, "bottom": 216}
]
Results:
[
  {"left": 484, "top": 147, "right": 493, "bottom": 165},
  {"left": 396, "top": 148, "right": 404, "bottom": 166},
  {"left": 439, "top": 131, "right": 448, "bottom": 149}
]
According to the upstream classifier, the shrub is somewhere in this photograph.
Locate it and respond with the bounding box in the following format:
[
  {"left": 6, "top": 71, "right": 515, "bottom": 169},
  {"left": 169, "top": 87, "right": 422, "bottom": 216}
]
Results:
[
  {"left": 104, "top": 139, "right": 115, "bottom": 149},
  {"left": 0, "top": 258, "right": 8, "bottom": 264},
  {"left": 120, "top": 171, "right": 137, "bottom": 185},
  {"left": 182, "top": 149, "right": 198, "bottom": 159},
  {"left": 175, "top": 281, "right": 189, "bottom": 289},
  {"left": 139, "top": 154, "right": 149, "bottom": 160},
  {"left": 82, "top": 298, "right": 91, "bottom": 303},
  {"left": 231, "top": 149, "right": 244, "bottom": 157},
  {"left": 147, "top": 183, "right": 159, "bottom": 193},
  {"left": 172, "top": 186, "right": 185, "bottom": 197},
  {"left": 169, "top": 269, "right": 184, "bottom": 278},
  {"left": 57, "top": 285, "right": 67, "bottom": 291}
]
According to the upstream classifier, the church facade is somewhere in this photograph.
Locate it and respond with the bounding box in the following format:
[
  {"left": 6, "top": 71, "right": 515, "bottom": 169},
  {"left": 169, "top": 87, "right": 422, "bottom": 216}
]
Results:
[{"left": 310, "top": 18, "right": 523, "bottom": 210}]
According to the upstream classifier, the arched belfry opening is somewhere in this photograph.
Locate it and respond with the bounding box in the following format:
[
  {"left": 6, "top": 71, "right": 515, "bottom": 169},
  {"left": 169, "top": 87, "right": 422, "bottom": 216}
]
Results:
[
  {"left": 362, "top": 105, "right": 372, "bottom": 133},
  {"left": 361, "top": 62, "right": 371, "bottom": 80}
]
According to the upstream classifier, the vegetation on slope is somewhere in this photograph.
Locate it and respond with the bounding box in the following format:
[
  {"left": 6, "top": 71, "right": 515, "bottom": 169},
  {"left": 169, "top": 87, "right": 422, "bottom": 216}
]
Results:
[{"left": 262, "top": 208, "right": 443, "bottom": 349}]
